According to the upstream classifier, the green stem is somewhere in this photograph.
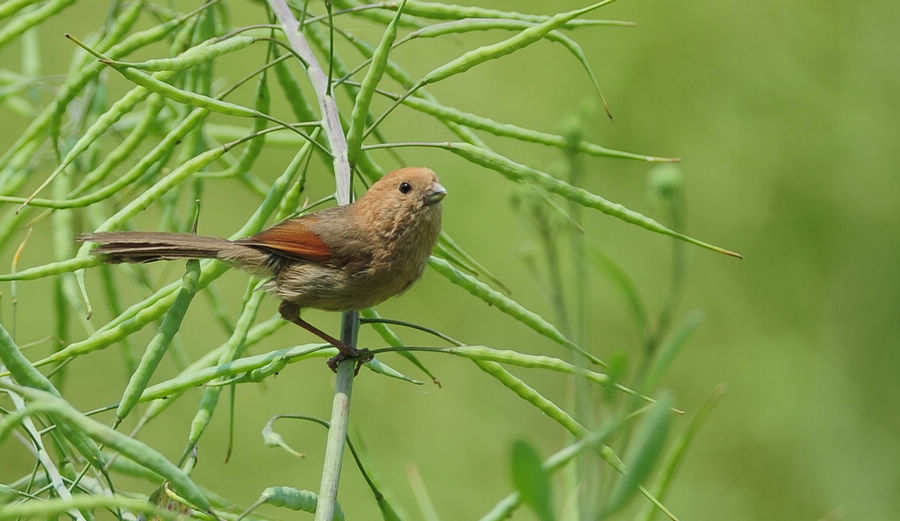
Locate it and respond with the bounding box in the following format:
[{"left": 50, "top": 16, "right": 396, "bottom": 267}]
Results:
[
  {"left": 315, "top": 312, "right": 358, "bottom": 521},
  {"left": 267, "top": 2, "right": 357, "bottom": 519}
]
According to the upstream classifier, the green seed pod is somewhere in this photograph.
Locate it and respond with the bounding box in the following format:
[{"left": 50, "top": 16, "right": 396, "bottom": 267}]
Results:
[
  {"left": 428, "top": 257, "right": 602, "bottom": 365},
  {"left": 111, "top": 35, "right": 257, "bottom": 71},
  {"left": 116, "top": 260, "right": 201, "bottom": 420},
  {"left": 346, "top": 0, "right": 408, "bottom": 162},
  {"left": 445, "top": 143, "right": 741, "bottom": 258}
]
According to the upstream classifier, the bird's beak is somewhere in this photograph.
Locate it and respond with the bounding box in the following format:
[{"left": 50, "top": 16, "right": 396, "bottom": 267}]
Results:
[{"left": 425, "top": 182, "right": 447, "bottom": 205}]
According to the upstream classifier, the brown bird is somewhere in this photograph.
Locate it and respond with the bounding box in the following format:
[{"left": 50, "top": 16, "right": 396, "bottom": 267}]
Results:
[{"left": 81, "top": 167, "right": 447, "bottom": 370}]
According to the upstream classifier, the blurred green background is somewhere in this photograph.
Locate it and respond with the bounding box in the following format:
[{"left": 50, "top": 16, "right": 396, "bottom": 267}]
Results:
[{"left": 1, "top": 1, "right": 898, "bottom": 520}]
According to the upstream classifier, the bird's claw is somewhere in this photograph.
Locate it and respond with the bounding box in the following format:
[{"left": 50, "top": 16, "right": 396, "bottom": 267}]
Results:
[{"left": 327, "top": 347, "right": 373, "bottom": 376}]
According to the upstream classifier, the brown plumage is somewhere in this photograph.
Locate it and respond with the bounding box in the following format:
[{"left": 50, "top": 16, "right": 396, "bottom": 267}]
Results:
[{"left": 81, "top": 167, "right": 446, "bottom": 370}]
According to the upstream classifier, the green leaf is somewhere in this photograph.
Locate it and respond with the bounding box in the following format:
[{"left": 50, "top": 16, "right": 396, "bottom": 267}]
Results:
[
  {"left": 590, "top": 247, "right": 648, "bottom": 336},
  {"left": 511, "top": 439, "right": 554, "bottom": 521},
  {"left": 637, "top": 385, "right": 725, "bottom": 521},
  {"left": 644, "top": 311, "right": 704, "bottom": 392},
  {"left": 604, "top": 393, "right": 674, "bottom": 516}
]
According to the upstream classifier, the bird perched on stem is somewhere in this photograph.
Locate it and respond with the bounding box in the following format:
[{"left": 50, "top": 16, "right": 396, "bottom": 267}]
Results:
[{"left": 81, "top": 167, "right": 447, "bottom": 371}]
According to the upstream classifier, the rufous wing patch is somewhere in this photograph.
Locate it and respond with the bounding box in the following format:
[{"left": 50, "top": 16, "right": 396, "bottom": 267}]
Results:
[{"left": 237, "top": 217, "right": 332, "bottom": 262}]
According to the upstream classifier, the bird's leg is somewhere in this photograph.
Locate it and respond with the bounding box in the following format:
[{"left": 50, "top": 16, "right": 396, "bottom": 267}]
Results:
[{"left": 278, "top": 302, "right": 372, "bottom": 373}]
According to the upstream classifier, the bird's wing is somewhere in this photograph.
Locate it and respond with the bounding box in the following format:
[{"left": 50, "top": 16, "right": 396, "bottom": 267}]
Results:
[{"left": 235, "top": 215, "right": 332, "bottom": 263}]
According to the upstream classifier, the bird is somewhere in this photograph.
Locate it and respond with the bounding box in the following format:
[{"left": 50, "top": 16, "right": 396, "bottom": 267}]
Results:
[{"left": 80, "top": 167, "right": 447, "bottom": 371}]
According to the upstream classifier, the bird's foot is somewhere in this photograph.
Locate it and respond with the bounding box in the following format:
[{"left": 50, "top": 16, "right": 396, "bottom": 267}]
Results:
[
  {"left": 277, "top": 302, "right": 372, "bottom": 375},
  {"left": 327, "top": 346, "right": 373, "bottom": 376}
]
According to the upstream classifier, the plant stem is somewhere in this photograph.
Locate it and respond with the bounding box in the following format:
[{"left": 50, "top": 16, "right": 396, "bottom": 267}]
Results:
[
  {"left": 267, "top": 0, "right": 351, "bottom": 201},
  {"left": 266, "top": 3, "right": 357, "bottom": 519},
  {"left": 315, "top": 312, "right": 358, "bottom": 521}
]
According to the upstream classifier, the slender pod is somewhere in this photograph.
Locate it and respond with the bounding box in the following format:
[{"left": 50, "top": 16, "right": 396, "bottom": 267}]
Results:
[
  {"left": 364, "top": 358, "right": 422, "bottom": 384},
  {"left": 0, "top": 495, "right": 179, "bottom": 521},
  {"left": 374, "top": 344, "right": 666, "bottom": 405},
  {"left": 71, "top": 94, "right": 165, "bottom": 196},
  {"left": 86, "top": 144, "right": 229, "bottom": 234},
  {"left": 339, "top": 0, "right": 605, "bottom": 27},
  {"left": 0, "top": 386, "right": 211, "bottom": 512},
  {"left": 421, "top": 1, "right": 616, "bottom": 85},
  {"left": 1, "top": 107, "right": 210, "bottom": 210},
  {"left": 19, "top": 261, "right": 228, "bottom": 369},
  {"left": 144, "top": 320, "right": 295, "bottom": 398},
  {"left": 217, "top": 59, "right": 272, "bottom": 178},
  {"left": 134, "top": 341, "right": 425, "bottom": 401},
  {"left": 107, "top": 35, "right": 257, "bottom": 71},
  {"left": 35, "top": 132, "right": 311, "bottom": 364},
  {"left": 116, "top": 261, "right": 201, "bottom": 419},
  {"left": 338, "top": 26, "right": 486, "bottom": 148},
  {"left": 473, "top": 359, "right": 586, "bottom": 436},
  {"left": 405, "top": 18, "right": 617, "bottom": 115},
  {"left": 362, "top": 1, "right": 617, "bottom": 136},
  {"left": 387, "top": 94, "right": 674, "bottom": 161},
  {"left": 345, "top": 0, "right": 408, "bottom": 162},
  {"left": 0, "top": 1, "right": 200, "bottom": 172},
  {"left": 0, "top": 135, "right": 41, "bottom": 198},
  {"left": 437, "top": 232, "right": 510, "bottom": 292},
  {"left": 360, "top": 307, "right": 436, "bottom": 381},
  {"left": 19, "top": 71, "right": 177, "bottom": 210},
  {"left": 249, "top": 487, "right": 346, "bottom": 521},
  {"left": 0, "top": 325, "right": 105, "bottom": 467},
  {"left": 304, "top": 22, "right": 401, "bottom": 170},
  {"left": 328, "top": 0, "right": 424, "bottom": 28},
  {"left": 449, "top": 345, "right": 611, "bottom": 384},
  {"left": 428, "top": 256, "right": 603, "bottom": 365},
  {"left": 443, "top": 142, "right": 741, "bottom": 257},
  {"left": 409, "top": 18, "right": 630, "bottom": 40},
  {"left": 97, "top": 57, "right": 257, "bottom": 117},
  {"left": 138, "top": 315, "right": 286, "bottom": 424},
  {"left": 0, "top": 0, "right": 44, "bottom": 22},
  {"left": 0, "top": 256, "right": 103, "bottom": 281},
  {"left": 0, "top": 0, "right": 75, "bottom": 50},
  {"left": 469, "top": 360, "right": 674, "bottom": 515}
]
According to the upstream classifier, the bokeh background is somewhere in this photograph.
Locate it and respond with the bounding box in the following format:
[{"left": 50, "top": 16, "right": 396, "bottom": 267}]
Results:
[{"left": 1, "top": 1, "right": 898, "bottom": 520}]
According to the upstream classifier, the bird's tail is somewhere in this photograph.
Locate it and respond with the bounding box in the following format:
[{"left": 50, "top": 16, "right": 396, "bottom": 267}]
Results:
[{"left": 79, "top": 232, "right": 232, "bottom": 263}]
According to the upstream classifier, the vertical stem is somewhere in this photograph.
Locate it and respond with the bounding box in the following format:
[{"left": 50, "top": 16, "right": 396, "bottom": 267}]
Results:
[
  {"left": 267, "top": 3, "right": 357, "bottom": 519},
  {"left": 268, "top": 0, "right": 351, "bottom": 202},
  {"left": 563, "top": 111, "right": 591, "bottom": 520},
  {"left": 315, "top": 312, "right": 359, "bottom": 521}
]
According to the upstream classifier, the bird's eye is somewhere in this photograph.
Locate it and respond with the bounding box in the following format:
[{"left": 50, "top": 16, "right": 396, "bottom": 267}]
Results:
[{"left": 398, "top": 181, "right": 412, "bottom": 194}]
